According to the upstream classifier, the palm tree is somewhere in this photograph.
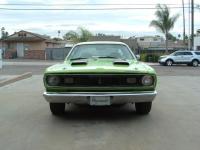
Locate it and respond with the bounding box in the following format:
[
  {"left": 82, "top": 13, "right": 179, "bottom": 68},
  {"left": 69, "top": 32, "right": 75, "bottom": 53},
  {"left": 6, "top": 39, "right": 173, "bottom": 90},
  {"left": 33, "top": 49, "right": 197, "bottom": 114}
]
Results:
[
  {"left": 150, "top": 4, "right": 179, "bottom": 53},
  {"left": 63, "top": 27, "right": 93, "bottom": 43}
]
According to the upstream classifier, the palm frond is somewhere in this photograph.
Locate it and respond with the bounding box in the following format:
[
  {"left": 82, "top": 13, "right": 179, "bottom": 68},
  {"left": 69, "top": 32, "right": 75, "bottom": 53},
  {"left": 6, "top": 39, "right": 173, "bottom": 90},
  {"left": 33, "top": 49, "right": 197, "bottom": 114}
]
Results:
[
  {"left": 150, "top": 20, "right": 165, "bottom": 33},
  {"left": 150, "top": 4, "right": 179, "bottom": 34},
  {"left": 63, "top": 27, "right": 93, "bottom": 43}
]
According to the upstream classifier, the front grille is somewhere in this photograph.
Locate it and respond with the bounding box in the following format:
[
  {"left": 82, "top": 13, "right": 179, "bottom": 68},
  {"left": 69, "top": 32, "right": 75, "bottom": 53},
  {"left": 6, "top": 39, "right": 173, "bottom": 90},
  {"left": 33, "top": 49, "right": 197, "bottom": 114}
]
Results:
[{"left": 47, "top": 74, "right": 146, "bottom": 87}]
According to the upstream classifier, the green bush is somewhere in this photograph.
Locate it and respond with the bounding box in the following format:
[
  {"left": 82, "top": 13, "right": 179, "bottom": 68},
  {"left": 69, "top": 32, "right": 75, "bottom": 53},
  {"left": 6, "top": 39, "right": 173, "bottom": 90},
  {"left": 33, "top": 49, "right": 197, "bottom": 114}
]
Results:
[
  {"left": 140, "top": 53, "right": 147, "bottom": 62},
  {"left": 139, "top": 53, "right": 162, "bottom": 62},
  {"left": 145, "top": 55, "right": 160, "bottom": 62}
]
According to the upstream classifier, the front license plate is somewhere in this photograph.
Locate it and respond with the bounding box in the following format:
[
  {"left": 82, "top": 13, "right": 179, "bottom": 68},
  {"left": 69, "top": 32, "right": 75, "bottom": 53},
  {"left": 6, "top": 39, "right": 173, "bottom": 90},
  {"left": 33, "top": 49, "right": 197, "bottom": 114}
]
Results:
[{"left": 90, "top": 96, "right": 111, "bottom": 106}]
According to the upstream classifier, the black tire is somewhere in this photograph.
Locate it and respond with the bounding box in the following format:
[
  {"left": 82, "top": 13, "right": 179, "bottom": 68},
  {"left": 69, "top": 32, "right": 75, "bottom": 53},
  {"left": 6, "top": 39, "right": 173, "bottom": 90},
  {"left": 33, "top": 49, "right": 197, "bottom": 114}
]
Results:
[
  {"left": 135, "top": 102, "right": 152, "bottom": 115},
  {"left": 165, "top": 59, "right": 173, "bottom": 66},
  {"left": 192, "top": 60, "right": 199, "bottom": 67},
  {"left": 49, "top": 103, "right": 65, "bottom": 115}
]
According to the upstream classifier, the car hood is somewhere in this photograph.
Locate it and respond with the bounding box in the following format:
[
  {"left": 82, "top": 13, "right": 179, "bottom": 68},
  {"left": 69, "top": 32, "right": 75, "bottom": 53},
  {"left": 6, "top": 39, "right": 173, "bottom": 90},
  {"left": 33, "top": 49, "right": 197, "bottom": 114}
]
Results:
[
  {"left": 45, "top": 59, "right": 156, "bottom": 74},
  {"left": 160, "top": 55, "right": 169, "bottom": 58}
]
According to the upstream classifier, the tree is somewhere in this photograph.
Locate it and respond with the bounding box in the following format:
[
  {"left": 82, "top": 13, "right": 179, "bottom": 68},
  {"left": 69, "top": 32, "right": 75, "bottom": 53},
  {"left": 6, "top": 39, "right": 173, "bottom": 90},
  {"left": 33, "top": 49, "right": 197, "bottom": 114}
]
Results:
[
  {"left": 96, "top": 33, "right": 106, "bottom": 36},
  {"left": 150, "top": 4, "right": 179, "bottom": 53},
  {"left": 63, "top": 27, "right": 93, "bottom": 43},
  {"left": 1, "top": 27, "right": 9, "bottom": 39},
  {"left": 168, "top": 33, "right": 177, "bottom": 41}
]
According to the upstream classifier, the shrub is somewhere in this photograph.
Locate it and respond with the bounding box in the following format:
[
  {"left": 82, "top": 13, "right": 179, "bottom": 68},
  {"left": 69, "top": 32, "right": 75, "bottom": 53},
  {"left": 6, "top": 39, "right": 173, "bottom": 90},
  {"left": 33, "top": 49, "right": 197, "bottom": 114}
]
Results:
[
  {"left": 145, "top": 54, "right": 160, "bottom": 62},
  {"left": 140, "top": 53, "right": 147, "bottom": 62},
  {"left": 139, "top": 53, "right": 162, "bottom": 62}
]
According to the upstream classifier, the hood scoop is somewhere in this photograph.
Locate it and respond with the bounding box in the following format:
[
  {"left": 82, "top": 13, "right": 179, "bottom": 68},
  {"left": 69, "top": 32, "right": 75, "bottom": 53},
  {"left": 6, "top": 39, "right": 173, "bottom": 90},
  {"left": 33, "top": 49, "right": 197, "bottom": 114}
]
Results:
[
  {"left": 113, "top": 60, "right": 129, "bottom": 66},
  {"left": 71, "top": 60, "right": 88, "bottom": 66}
]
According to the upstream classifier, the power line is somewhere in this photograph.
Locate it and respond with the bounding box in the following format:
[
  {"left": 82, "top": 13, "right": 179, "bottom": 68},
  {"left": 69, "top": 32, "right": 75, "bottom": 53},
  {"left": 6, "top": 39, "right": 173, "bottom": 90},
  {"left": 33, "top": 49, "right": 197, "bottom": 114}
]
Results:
[
  {"left": 0, "top": 7, "right": 190, "bottom": 11},
  {"left": 0, "top": 3, "right": 190, "bottom": 6}
]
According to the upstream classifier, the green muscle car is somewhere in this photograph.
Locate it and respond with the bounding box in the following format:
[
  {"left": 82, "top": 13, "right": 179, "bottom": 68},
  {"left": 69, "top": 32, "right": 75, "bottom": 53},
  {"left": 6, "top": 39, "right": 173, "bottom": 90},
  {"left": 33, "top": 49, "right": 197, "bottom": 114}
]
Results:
[{"left": 43, "top": 41, "right": 157, "bottom": 115}]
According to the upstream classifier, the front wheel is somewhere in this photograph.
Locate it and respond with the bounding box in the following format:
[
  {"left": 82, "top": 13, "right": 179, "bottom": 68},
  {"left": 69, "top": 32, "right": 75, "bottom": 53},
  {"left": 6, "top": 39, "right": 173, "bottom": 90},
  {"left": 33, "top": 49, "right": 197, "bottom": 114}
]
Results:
[
  {"left": 135, "top": 102, "right": 152, "bottom": 115},
  {"left": 49, "top": 103, "right": 65, "bottom": 115},
  {"left": 166, "top": 59, "right": 173, "bottom": 66},
  {"left": 192, "top": 60, "right": 199, "bottom": 67}
]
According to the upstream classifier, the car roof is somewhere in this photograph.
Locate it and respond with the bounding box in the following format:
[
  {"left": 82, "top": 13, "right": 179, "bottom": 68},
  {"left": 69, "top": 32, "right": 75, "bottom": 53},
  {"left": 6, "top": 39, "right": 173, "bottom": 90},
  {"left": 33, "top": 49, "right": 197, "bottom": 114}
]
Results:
[
  {"left": 75, "top": 41, "right": 128, "bottom": 46},
  {"left": 176, "top": 50, "right": 194, "bottom": 52}
]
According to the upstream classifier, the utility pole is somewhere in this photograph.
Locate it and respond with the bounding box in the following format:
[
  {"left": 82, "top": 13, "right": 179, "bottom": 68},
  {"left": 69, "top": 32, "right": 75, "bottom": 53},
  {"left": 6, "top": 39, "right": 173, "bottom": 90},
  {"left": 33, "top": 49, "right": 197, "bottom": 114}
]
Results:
[
  {"left": 191, "top": 0, "right": 194, "bottom": 50},
  {"left": 188, "top": 0, "right": 191, "bottom": 50},
  {"left": 182, "top": 0, "right": 186, "bottom": 44}
]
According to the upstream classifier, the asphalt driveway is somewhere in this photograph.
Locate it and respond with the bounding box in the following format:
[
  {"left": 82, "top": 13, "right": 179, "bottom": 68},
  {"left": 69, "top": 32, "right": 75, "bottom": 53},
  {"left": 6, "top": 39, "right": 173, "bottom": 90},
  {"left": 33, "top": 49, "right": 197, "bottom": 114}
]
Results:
[{"left": 0, "top": 75, "right": 200, "bottom": 150}]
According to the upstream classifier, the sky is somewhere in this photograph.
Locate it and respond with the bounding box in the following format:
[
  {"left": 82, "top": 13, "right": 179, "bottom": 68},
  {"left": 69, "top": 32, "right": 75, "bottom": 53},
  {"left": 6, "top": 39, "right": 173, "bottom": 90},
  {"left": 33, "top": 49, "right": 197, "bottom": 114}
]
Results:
[{"left": 0, "top": 0, "right": 200, "bottom": 38}]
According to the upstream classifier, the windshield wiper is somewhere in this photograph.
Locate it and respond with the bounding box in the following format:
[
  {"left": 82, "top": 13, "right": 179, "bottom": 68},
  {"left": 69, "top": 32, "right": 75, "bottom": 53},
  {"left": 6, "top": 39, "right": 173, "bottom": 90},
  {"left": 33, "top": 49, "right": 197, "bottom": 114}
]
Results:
[
  {"left": 96, "top": 56, "right": 118, "bottom": 59},
  {"left": 70, "top": 57, "right": 87, "bottom": 61}
]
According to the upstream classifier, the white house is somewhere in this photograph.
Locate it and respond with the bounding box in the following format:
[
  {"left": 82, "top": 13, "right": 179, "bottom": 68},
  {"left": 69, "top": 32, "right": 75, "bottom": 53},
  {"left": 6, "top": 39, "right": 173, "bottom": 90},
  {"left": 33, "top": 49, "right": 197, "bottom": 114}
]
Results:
[
  {"left": 136, "top": 36, "right": 165, "bottom": 48},
  {"left": 194, "top": 37, "right": 200, "bottom": 50},
  {"left": 194, "top": 29, "right": 200, "bottom": 50}
]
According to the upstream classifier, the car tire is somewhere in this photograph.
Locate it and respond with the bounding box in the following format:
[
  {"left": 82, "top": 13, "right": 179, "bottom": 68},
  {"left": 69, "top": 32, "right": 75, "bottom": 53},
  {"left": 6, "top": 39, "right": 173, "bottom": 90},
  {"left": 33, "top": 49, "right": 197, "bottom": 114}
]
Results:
[
  {"left": 49, "top": 103, "right": 65, "bottom": 115},
  {"left": 165, "top": 59, "right": 173, "bottom": 66},
  {"left": 192, "top": 60, "right": 199, "bottom": 67},
  {"left": 135, "top": 102, "right": 152, "bottom": 115}
]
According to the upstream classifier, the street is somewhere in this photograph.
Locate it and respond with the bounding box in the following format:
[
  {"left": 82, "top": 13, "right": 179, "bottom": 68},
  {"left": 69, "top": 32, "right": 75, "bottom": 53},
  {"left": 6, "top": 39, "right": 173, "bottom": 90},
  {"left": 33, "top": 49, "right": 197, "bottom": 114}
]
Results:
[
  {"left": 1, "top": 63, "right": 200, "bottom": 76},
  {"left": 1, "top": 0, "right": 200, "bottom": 149},
  {"left": 0, "top": 63, "right": 200, "bottom": 150}
]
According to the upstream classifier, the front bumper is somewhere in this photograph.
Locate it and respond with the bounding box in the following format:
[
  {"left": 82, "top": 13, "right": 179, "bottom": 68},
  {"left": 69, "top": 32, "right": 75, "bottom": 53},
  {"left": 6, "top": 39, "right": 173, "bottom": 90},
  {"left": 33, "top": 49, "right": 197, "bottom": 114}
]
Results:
[
  {"left": 158, "top": 58, "right": 167, "bottom": 64},
  {"left": 159, "top": 61, "right": 165, "bottom": 65},
  {"left": 43, "top": 91, "right": 157, "bottom": 104}
]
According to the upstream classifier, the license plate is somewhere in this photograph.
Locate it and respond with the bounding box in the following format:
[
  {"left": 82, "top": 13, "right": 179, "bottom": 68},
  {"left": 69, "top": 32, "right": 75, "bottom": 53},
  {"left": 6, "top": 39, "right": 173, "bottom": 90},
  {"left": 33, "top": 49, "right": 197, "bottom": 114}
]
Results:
[{"left": 90, "top": 96, "right": 111, "bottom": 106}]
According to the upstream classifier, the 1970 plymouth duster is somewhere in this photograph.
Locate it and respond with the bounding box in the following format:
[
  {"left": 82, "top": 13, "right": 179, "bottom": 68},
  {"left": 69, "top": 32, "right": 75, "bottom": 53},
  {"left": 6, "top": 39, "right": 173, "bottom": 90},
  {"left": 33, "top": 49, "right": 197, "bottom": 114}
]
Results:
[{"left": 43, "top": 41, "right": 157, "bottom": 115}]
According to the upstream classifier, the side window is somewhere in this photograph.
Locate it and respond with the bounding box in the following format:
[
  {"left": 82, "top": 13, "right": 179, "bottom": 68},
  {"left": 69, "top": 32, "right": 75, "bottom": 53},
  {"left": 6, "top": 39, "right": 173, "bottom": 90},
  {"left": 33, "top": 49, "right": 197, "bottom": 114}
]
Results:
[
  {"left": 183, "top": 52, "right": 193, "bottom": 55},
  {"left": 174, "top": 52, "right": 184, "bottom": 56},
  {"left": 195, "top": 52, "right": 200, "bottom": 55}
]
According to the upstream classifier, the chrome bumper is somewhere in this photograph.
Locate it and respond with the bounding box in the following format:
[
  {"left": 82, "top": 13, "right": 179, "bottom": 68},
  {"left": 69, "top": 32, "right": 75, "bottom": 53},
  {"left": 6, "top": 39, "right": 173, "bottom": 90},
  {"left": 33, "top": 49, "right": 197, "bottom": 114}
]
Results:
[{"left": 43, "top": 91, "right": 157, "bottom": 104}]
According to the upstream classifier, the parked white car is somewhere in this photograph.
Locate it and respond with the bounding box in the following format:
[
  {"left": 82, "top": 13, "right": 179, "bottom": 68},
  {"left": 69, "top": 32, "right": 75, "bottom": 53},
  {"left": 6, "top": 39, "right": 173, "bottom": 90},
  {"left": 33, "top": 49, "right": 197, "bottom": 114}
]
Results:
[{"left": 159, "top": 50, "right": 200, "bottom": 67}]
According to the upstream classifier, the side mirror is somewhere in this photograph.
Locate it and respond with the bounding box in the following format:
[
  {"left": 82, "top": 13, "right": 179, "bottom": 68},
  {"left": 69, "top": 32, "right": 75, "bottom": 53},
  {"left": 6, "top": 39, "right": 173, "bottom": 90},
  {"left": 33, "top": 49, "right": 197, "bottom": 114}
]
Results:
[{"left": 136, "top": 55, "right": 140, "bottom": 60}]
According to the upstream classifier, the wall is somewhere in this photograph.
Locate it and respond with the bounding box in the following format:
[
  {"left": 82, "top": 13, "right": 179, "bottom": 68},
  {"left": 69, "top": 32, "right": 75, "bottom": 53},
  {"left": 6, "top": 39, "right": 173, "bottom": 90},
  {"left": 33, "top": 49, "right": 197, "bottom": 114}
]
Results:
[
  {"left": 45, "top": 47, "right": 72, "bottom": 60},
  {"left": 89, "top": 36, "right": 121, "bottom": 41},
  {"left": 194, "top": 36, "right": 200, "bottom": 50},
  {"left": 24, "top": 50, "right": 45, "bottom": 59},
  {"left": 24, "top": 41, "right": 46, "bottom": 50},
  {"left": 120, "top": 39, "right": 138, "bottom": 50},
  {"left": 136, "top": 36, "right": 164, "bottom": 48}
]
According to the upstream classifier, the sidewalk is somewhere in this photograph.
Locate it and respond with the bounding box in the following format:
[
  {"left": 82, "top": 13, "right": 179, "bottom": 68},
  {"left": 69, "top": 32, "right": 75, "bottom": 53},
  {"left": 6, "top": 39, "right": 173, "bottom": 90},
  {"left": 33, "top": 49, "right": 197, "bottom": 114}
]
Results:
[{"left": 0, "top": 75, "right": 17, "bottom": 82}]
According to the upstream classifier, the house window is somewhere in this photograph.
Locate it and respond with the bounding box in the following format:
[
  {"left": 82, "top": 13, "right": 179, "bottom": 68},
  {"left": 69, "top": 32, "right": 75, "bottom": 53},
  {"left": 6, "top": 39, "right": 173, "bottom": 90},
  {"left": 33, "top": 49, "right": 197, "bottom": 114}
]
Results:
[
  {"left": 24, "top": 44, "right": 30, "bottom": 50},
  {"left": 153, "top": 38, "right": 158, "bottom": 41},
  {"left": 197, "top": 46, "right": 200, "bottom": 50},
  {"left": 7, "top": 43, "right": 15, "bottom": 49},
  {"left": 18, "top": 32, "right": 27, "bottom": 37},
  {"left": 140, "top": 38, "right": 144, "bottom": 41}
]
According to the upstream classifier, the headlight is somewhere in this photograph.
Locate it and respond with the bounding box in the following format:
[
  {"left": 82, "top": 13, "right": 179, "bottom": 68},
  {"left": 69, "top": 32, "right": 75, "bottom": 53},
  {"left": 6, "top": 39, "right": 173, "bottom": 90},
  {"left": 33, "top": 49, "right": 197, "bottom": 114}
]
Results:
[
  {"left": 141, "top": 75, "right": 153, "bottom": 86},
  {"left": 47, "top": 76, "right": 60, "bottom": 86},
  {"left": 126, "top": 77, "right": 137, "bottom": 84},
  {"left": 64, "top": 77, "right": 74, "bottom": 84}
]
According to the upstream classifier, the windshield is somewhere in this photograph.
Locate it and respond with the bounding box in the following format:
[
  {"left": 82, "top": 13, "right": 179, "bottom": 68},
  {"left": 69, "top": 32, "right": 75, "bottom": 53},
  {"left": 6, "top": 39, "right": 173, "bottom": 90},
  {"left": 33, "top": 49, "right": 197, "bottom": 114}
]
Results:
[{"left": 67, "top": 44, "right": 135, "bottom": 60}]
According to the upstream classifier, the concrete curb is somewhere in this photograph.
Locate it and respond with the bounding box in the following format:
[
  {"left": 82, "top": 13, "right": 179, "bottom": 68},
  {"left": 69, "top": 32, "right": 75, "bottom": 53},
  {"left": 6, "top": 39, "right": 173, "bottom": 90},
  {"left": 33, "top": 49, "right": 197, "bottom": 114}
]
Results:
[{"left": 0, "top": 72, "right": 32, "bottom": 87}]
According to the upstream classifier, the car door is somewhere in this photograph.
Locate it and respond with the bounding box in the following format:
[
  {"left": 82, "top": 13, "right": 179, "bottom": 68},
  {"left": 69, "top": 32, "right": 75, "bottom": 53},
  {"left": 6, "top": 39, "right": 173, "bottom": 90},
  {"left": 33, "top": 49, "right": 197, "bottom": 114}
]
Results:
[
  {"left": 183, "top": 52, "right": 193, "bottom": 63},
  {"left": 173, "top": 52, "right": 184, "bottom": 63},
  {"left": 194, "top": 52, "right": 200, "bottom": 61}
]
